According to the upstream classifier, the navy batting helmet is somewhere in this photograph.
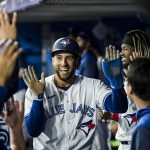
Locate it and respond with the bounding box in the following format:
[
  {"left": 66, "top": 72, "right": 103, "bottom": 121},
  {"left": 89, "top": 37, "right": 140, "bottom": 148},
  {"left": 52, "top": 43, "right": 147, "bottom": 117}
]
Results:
[{"left": 51, "top": 37, "right": 81, "bottom": 57}]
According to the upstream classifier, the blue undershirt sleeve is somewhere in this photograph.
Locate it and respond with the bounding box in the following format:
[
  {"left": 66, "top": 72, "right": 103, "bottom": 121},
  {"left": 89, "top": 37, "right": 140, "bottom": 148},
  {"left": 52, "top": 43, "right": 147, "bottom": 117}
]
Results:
[
  {"left": 0, "top": 86, "right": 8, "bottom": 111},
  {"left": 104, "top": 88, "right": 128, "bottom": 113},
  {"left": 24, "top": 100, "right": 44, "bottom": 137}
]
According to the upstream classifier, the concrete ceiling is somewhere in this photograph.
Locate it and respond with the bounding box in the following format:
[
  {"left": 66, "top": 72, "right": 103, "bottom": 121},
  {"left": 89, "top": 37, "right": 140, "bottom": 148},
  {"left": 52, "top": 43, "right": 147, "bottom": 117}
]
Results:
[{"left": 2, "top": 0, "right": 146, "bottom": 22}]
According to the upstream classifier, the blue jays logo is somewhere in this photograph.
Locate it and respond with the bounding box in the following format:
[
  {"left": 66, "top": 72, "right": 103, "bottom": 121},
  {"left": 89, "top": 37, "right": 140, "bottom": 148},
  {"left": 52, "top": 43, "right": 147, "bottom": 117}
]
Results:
[
  {"left": 124, "top": 113, "right": 137, "bottom": 127},
  {"left": 61, "top": 39, "right": 71, "bottom": 47},
  {"left": 76, "top": 120, "right": 95, "bottom": 137}
]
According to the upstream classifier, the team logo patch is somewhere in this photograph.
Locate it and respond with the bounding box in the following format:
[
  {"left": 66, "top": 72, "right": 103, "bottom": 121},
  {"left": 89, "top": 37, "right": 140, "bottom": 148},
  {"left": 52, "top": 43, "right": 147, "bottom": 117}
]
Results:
[
  {"left": 124, "top": 114, "right": 137, "bottom": 127},
  {"left": 76, "top": 120, "right": 95, "bottom": 137},
  {"left": 61, "top": 39, "right": 71, "bottom": 47}
]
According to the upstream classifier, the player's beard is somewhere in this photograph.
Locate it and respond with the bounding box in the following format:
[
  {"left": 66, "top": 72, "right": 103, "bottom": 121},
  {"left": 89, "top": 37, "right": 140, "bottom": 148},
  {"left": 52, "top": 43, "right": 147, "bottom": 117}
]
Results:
[{"left": 55, "top": 67, "right": 76, "bottom": 82}]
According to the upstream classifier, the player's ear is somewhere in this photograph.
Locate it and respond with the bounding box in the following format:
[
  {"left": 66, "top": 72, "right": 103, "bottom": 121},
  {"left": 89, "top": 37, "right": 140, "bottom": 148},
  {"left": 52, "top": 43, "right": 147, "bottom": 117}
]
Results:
[
  {"left": 52, "top": 57, "right": 54, "bottom": 65},
  {"left": 124, "top": 80, "right": 132, "bottom": 95},
  {"left": 128, "top": 83, "right": 133, "bottom": 94},
  {"left": 125, "top": 82, "right": 133, "bottom": 96}
]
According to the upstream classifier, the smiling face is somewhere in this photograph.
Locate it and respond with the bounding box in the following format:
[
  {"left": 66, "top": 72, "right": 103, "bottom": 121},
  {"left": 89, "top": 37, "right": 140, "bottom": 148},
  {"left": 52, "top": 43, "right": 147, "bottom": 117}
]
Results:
[
  {"left": 120, "top": 44, "right": 134, "bottom": 67},
  {"left": 52, "top": 52, "right": 78, "bottom": 82}
]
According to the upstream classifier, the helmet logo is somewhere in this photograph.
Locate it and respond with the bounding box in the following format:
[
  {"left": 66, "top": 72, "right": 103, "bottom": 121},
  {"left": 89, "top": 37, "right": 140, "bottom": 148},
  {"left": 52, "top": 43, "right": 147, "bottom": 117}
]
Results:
[{"left": 61, "top": 39, "right": 71, "bottom": 47}]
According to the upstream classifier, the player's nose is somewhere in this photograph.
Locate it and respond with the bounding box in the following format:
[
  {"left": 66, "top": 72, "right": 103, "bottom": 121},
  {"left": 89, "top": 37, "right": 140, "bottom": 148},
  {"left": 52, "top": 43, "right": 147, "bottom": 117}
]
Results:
[{"left": 61, "top": 58, "right": 68, "bottom": 66}]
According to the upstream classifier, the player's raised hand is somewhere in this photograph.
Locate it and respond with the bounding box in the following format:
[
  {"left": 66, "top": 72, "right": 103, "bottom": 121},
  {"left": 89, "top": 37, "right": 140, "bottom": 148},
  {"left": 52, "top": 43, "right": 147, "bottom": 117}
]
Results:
[
  {"left": 0, "top": 97, "right": 26, "bottom": 150},
  {"left": 102, "top": 45, "right": 123, "bottom": 89},
  {"left": 0, "top": 97, "right": 24, "bottom": 128},
  {"left": 105, "top": 45, "right": 120, "bottom": 61},
  {"left": 23, "top": 66, "right": 45, "bottom": 96},
  {"left": 0, "top": 9, "right": 17, "bottom": 43},
  {"left": 0, "top": 40, "right": 21, "bottom": 85},
  {"left": 130, "top": 52, "right": 140, "bottom": 62}
]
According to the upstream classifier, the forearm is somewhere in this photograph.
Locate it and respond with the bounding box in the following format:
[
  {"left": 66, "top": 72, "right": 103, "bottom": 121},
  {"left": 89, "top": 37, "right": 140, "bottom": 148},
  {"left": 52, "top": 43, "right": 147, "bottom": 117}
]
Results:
[
  {"left": 10, "top": 127, "right": 26, "bottom": 150},
  {"left": 104, "top": 88, "right": 128, "bottom": 113},
  {"left": 25, "top": 100, "right": 44, "bottom": 137}
]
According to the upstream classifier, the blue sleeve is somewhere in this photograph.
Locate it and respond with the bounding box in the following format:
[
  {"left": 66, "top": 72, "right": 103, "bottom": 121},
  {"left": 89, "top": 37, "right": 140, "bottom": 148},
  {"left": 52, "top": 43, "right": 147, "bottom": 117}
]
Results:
[
  {"left": 25, "top": 100, "right": 44, "bottom": 137},
  {"left": 104, "top": 88, "right": 128, "bottom": 113},
  {"left": 5, "top": 60, "right": 19, "bottom": 99},
  {"left": 0, "top": 40, "right": 19, "bottom": 102},
  {"left": 0, "top": 61, "right": 19, "bottom": 111},
  {"left": 131, "top": 127, "right": 150, "bottom": 150},
  {"left": 0, "top": 86, "right": 8, "bottom": 111}
]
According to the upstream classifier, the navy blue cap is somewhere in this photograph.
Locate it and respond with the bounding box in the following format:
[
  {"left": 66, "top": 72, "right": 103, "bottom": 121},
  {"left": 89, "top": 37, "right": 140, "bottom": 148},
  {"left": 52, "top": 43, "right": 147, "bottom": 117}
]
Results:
[{"left": 52, "top": 37, "right": 81, "bottom": 57}]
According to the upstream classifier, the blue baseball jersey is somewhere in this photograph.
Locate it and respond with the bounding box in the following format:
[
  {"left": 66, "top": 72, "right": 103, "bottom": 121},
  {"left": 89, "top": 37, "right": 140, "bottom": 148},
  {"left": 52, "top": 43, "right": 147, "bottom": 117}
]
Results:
[{"left": 131, "top": 105, "right": 150, "bottom": 150}]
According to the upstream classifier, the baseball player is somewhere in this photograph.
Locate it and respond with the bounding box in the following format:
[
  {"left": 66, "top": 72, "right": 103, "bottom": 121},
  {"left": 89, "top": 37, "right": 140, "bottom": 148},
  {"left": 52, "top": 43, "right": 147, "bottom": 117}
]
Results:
[
  {"left": 23, "top": 37, "right": 128, "bottom": 150},
  {"left": 125, "top": 58, "right": 150, "bottom": 150},
  {"left": 100, "top": 30, "right": 150, "bottom": 150},
  {"left": 116, "top": 29, "right": 150, "bottom": 150}
]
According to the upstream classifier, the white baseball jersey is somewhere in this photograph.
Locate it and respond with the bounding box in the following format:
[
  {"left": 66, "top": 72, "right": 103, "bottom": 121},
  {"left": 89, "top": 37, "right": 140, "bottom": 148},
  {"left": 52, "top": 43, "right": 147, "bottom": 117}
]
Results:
[
  {"left": 115, "top": 100, "right": 137, "bottom": 141},
  {"left": 25, "top": 75, "right": 112, "bottom": 150},
  {"left": 115, "top": 99, "right": 137, "bottom": 150}
]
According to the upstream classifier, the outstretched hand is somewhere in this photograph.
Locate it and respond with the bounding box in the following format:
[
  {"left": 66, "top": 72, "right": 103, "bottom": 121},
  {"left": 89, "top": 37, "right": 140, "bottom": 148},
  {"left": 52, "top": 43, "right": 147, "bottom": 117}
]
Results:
[
  {"left": 105, "top": 45, "right": 120, "bottom": 61},
  {"left": 0, "top": 97, "right": 24, "bottom": 129},
  {"left": 0, "top": 9, "right": 17, "bottom": 42},
  {"left": 102, "top": 45, "right": 123, "bottom": 89},
  {"left": 0, "top": 40, "right": 21, "bottom": 85},
  {"left": 23, "top": 66, "right": 45, "bottom": 96}
]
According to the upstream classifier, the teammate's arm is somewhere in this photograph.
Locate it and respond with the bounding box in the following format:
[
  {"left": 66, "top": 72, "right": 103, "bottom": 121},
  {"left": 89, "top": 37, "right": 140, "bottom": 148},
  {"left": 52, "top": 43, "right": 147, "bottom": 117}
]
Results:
[
  {"left": 0, "top": 10, "right": 19, "bottom": 103},
  {"left": 103, "top": 89, "right": 128, "bottom": 113},
  {"left": 102, "top": 45, "right": 128, "bottom": 113},
  {"left": 23, "top": 66, "right": 45, "bottom": 137},
  {"left": 0, "top": 40, "right": 21, "bottom": 110}
]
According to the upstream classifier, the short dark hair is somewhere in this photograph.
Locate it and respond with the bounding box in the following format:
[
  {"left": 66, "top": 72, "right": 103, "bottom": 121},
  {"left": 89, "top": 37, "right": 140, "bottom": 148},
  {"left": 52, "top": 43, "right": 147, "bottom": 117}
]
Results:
[{"left": 127, "top": 58, "right": 150, "bottom": 101}]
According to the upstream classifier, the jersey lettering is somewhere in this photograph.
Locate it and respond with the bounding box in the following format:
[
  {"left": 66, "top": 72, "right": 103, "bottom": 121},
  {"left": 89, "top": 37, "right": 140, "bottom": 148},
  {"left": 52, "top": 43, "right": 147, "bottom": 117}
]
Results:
[
  {"left": 70, "top": 103, "right": 95, "bottom": 117},
  {"left": 45, "top": 104, "right": 65, "bottom": 119},
  {"left": 45, "top": 103, "right": 95, "bottom": 119}
]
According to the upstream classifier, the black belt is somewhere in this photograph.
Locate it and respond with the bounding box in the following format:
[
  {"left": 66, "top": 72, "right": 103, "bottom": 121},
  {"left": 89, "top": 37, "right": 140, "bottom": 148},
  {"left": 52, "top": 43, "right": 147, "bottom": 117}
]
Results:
[{"left": 120, "top": 141, "right": 131, "bottom": 145}]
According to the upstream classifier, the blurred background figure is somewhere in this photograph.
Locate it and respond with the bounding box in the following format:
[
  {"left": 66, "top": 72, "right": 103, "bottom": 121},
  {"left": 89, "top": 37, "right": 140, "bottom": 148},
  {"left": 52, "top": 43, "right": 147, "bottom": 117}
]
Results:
[{"left": 75, "top": 29, "right": 99, "bottom": 79}]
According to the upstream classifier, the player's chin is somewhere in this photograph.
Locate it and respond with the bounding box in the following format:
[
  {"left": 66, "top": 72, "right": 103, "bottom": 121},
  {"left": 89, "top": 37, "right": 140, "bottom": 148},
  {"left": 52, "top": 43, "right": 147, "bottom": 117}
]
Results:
[
  {"left": 59, "top": 75, "right": 71, "bottom": 81},
  {"left": 59, "top": 72, "right": 71, "bottom": 81},
  {"left": 121, "top": 58, "right": 130, "bottom": 66}
]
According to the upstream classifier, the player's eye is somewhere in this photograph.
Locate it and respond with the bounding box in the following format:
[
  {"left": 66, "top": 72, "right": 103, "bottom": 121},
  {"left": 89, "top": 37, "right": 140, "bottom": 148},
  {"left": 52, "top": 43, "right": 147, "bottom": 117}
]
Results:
[
  {"left": 55, "top": 56, "right": 62, "bottom": 60},
  {"left": 67, "top": 56, "right": 75, "bottom": 60}
]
